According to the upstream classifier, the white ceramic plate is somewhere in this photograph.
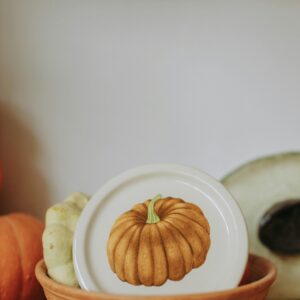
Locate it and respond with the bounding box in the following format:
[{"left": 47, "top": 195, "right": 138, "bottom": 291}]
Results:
[{"left": 73, "top": 164, "right": 248, "bottom": 295}]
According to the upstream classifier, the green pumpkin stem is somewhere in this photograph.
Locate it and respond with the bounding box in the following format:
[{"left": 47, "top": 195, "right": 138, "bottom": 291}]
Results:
[{"left": 146, "top": 194, "right": 162, "bottom": 224}]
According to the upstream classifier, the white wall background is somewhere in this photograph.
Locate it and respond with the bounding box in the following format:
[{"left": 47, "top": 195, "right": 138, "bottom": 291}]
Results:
[{"left": 1, "top": 1, "right": 300, "bottom": 218}]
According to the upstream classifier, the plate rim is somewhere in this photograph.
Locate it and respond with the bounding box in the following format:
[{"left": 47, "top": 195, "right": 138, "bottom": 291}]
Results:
[{"left": 73, "top": 163, "right": 249, "bottom": 294}]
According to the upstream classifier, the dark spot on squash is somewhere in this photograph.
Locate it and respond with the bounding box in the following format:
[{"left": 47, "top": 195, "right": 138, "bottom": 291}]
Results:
[{"left": 259, "top": 200, "right": 300, "bottom": 255}]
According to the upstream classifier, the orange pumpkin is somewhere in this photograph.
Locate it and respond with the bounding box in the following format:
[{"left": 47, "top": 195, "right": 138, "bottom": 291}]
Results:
[
  {"left": 0, "top": 213, "right": 45, "bottom": 300},
  {"left": 107, "top": 195, "right": 211, "bottom": 286}
]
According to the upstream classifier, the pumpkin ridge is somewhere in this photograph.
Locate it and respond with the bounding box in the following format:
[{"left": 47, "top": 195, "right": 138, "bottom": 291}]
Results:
[
  {"left": 0, "top": 216, "right": 21, "bottom": 300},
  {"left": 160, "top": 204, "right": 186, "bottom": 218},
  {"left": 132, "top": 202, "right": 149, "bottom": 217},
  {"left": 143, "top": 200, "right": 151, "bottom": 207},
  {"left": 157, "top": 198, "right": 183, "bottom": 216},
  {"left": 166, "top": 213, "right": 206, "bottom": 236},
  {"left": 114, "top": 224, "right": 140, "bottom": 280},
  {"left": 151, "top": 198, "right": 165, "bottom": 215},
  {"left": 110, "top": 218, "right": 141, "bottom": 237},
  {"left": 120, "top": 225, "right": 141, "bottom": 282},
  {"left": 109, "top": 222, "right": 138, "bottom": 268},
  {"left": 152, "top": 197, "right": 171, "bottom": 214},
  {"left": 13, "top": 214, "right": 44, "bottom": 242},
  {"left": 167, "top": 211, "right": 210, "bottom": 234},
  {"left": 13, "top": 213, "right": 44, "bottom": 229},
  {"left": 5, "top": 216, "right": 24, "bottom": 300},
  {"left": 108, "top": 222, "right": 140, "bottom": 271},
  {"left": 150, "top": 224, "right": 168, "bottom": 286},
  {"left": 124, "top": 225, "right": 143, "bottom": 285},
  {"left": 163, "top": 216, "right": 204, "bottom": 268},
  {"left": 109, "top": 218, "right": 136, "bottom": 236},
  {"left": 137, "top": 224, "right": 154, "bottom": 286},
  {"left": 148, "top": 225, "right": 155, "bottom": 283},
  {"left": 166, "top": 214, "right": 208, "bottom": 251},
  {"left": 168, "top": 214, "right": 210, "bottom": 252},
  {"left": 116, "top": 210, "right": 144, "bottom": 219},
  {"left": 114, "top": 214, "right": 135, "bottom": 223},
  {"left": 131, "top": 209, "right": 148, "bottom": 219},
  {"left": 157, "top": 221, "right": 186, "bottom": 281},
  {"left": 136, "top": 223, "right": 144, "bottom": 285},
  {"left": 131, "top": 211, "right": 146, "bottom": 221},
  {"left": 113, "top": 214, "right": 145, "bottom": 227},
  {"left": 11, "top": 214, "right": 44, "bottom": 299},
  {"left": 162, "top": 220, "right": 193, "bottom": 273},
  {"left": 167, "top": 214, "right": 210, "bottom": 267},
  {"left": 163, "top": 203, "right": 204, "bottom": 215},
  {"left": 162, "top": 218, "right": 194, "bottom": 255}
]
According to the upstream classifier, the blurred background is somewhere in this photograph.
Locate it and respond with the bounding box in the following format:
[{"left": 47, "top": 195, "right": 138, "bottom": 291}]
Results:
[{"left": 0, "top": 0, "right": 300, "bottom": 218}]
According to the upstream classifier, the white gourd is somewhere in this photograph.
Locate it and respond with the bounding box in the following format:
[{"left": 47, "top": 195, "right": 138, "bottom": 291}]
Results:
[{"left": 42, "top": 192, "right": 90, "bottom": 286}]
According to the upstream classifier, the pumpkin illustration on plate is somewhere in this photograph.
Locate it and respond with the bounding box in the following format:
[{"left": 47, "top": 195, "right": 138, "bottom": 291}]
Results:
[{"left": 107, "top": 195, "right": 211, "bottom": 286}]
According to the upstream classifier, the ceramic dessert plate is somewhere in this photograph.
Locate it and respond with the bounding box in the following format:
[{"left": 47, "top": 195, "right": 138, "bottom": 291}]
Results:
[{"left": 73, "top": 164, "right": 248, "bottom": 295}]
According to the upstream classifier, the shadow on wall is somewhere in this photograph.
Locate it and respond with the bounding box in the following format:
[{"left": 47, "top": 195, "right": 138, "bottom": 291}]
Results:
[{"left": 0, "top": 101, "right": 50, "bottom": 219}]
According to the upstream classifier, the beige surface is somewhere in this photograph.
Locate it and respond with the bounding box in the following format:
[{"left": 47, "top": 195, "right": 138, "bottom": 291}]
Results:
[{"left": 1, "top": 1, "right": 300, "bottom": 219}]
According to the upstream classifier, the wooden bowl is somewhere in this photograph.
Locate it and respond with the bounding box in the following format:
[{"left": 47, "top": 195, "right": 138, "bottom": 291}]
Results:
[{"left": 35, "top": 254, "right": 276, "bottom": 300}]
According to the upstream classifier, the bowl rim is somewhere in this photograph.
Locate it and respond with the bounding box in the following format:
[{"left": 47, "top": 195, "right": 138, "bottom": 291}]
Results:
[{"left": 35, "top": 254, "right": 277, "bottom": 300}]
